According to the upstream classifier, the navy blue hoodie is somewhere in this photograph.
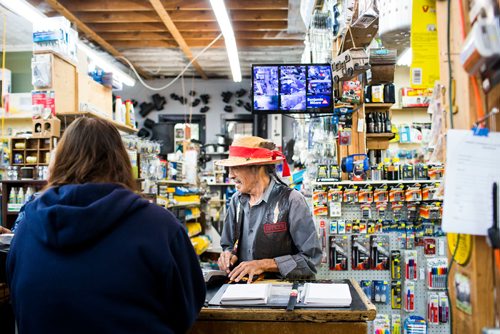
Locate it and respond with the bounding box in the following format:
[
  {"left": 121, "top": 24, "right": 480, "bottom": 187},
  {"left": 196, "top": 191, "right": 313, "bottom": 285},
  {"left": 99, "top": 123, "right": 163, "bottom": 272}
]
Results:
[{"left": 6, "top": 183, "right": 205, "bottom": 334}]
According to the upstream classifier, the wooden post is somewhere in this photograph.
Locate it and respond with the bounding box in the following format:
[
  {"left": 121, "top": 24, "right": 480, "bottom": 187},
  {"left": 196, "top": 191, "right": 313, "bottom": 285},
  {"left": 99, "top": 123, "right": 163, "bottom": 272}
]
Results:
[{"left": 436, "top": 1, "right": 499, "bottom": 332}]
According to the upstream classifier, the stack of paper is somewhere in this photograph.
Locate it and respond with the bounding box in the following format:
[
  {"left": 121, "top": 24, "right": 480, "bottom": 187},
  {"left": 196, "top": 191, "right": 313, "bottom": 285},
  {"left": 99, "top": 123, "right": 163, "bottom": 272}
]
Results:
[
  {"left": 303, "top": 283, "right": 352, "bottom": 307},
  {"left": 220, "top": 283, "right": 271, "bottom": 305}
]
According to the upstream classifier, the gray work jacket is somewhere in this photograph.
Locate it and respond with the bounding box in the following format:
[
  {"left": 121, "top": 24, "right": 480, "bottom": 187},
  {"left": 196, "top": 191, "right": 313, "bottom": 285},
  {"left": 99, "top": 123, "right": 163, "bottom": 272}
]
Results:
[{"left": 220, "top": 179, "right": 322, "bottom": 278}]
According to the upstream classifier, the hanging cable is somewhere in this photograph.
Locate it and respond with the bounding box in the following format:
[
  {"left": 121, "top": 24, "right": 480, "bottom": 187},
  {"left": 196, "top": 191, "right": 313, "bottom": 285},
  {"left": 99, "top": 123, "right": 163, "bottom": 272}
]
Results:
[
  {"left": 116, "top": 33, "right": 222, "bottom": 91},
  {"left": 447, "top": 0, "right": 454, "bottom": 129},
  {"left": 1, "top": 12, "right": 7, "bottom": 143}
]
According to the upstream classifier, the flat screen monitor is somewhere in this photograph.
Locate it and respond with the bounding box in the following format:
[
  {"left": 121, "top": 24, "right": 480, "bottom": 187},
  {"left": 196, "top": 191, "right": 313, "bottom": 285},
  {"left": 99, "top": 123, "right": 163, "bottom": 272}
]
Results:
[
  {"left": 252, "top": 63, "right": 332, "bottom": 114},
  {"left": 279, "top": 65, "right": 306, "bottom": 111},
  {"left": 306, "top": 65, "right": 332, "bottom": 109},
  {"left": 252, "top": 66, "right": 279, "bottom": 111}
]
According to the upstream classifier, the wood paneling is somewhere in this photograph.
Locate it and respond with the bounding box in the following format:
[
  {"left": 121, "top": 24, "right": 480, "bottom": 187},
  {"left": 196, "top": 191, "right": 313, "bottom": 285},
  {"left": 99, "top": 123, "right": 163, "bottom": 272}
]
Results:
[
  {"left": 29, "top": 0, "right": 304, "bottom": 79},
  {"left": 89, "top": 21, "right": 288, "bottom": 32},
  {"left": 60, "top": 0, "right": 289, "bottom": 11},
  {"left": 190, "top": 321, "right": 367, "bottom": 334},
  {"left": 435, "top": 0, "right": 499, "bottom": 333},
  {"left": 74, "top": 10, "right": 287, "bottom": 23},
  {"left": 111, "top": 39, "right": 304, "bottom": 49},
  {"left": 100, "top": 31, "right": 304, "bottom": 41}
]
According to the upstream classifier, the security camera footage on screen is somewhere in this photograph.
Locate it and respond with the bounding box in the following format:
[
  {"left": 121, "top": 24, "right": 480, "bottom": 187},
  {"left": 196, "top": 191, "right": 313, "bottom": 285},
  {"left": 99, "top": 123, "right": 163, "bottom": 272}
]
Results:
[
  {"left": 253, "top": 66, "right": 279, "bottom": 111},
  {"left": 280, "top": 65, "right": 306, "bottom": 111},
  {"left": 306, "top": 65, "right": 332, "bottom": 109},
  {"left": 252, "top": 64, "right": 332, "bottom": 113}
]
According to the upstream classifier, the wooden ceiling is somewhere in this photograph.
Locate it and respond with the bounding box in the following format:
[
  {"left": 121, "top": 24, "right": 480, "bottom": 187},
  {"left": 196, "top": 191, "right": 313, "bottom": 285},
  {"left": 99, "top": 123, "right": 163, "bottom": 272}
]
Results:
[{"left": 27, "top": 0, "right": 306, "bottom": 79}]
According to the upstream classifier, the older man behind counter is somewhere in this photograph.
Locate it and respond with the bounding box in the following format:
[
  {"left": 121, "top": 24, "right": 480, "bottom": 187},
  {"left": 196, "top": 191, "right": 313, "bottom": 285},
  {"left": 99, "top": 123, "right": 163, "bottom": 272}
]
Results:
[{"left": 216, "top": 136, "right": 322, "bottom": 283}]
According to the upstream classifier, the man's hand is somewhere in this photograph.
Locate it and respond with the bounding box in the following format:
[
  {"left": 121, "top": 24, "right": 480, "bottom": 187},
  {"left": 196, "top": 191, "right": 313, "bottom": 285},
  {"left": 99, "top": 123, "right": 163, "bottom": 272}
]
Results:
[
  {"left": 217, "top": 250, "right": 238, "bottom": 273},
  {"left": 229, "top": 259, "right": 277, "bottom": 284}
]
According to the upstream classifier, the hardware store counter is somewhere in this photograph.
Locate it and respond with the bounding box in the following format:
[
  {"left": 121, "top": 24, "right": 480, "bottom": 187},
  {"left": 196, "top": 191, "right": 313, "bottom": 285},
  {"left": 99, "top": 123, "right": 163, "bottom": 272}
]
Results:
[{"left": 190, "top": 278, "right": 376, "bottom": 334}]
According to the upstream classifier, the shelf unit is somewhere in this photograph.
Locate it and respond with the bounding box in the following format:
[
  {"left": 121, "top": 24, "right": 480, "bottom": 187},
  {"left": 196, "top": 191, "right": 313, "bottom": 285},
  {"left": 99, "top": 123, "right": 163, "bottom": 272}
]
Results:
[
  {"left": 206, "top": 152, "right": 229, "bottom": 156},
  {"left": 167, "top": 202, "right": 200, "bottom": 209},
  {"left": 366, "top": 133, "right": 395, "bottom": 139},
  {"left": 1, "top": 180, "right": 47, "bottom": 229},
  {"left": 207, "top": 183, "right": 235, "bottom": 187},
  {"left": 10, "top": 137, "right": 57, "bottom": 167},
  {"left": 390, "top": 107, "right": 429, "bottom": 112},
  {"left": 364, "top": 103, "right": 394, "bottom": 109},
  {"left": 56, "top": 111, "right": 137, "bottom": 134},
  {"left": 156, "top": 179, "right": 188, "bottom": 185}
]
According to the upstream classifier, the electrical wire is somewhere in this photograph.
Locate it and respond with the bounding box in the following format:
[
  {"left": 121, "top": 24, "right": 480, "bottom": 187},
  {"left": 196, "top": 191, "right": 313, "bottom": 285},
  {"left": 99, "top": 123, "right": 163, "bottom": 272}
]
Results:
[
  {"left": 116, "top": 33, "right": 223, "bottom": 91},
  {"left": 447, "top": 0, "right": 454, "bottom": 129},
  {"left": 446, "top": 234, "right": 461, "bottom": 333},
  {"left": 1, "top": 12, "right": 6, "bottom": 143}
]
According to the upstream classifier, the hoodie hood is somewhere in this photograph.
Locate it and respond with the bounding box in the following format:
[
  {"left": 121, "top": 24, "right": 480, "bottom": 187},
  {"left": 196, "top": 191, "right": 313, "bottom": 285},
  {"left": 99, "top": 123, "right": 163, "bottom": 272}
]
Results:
[{"left": 25, "top": 183, "right": 148, "bottom": 249}]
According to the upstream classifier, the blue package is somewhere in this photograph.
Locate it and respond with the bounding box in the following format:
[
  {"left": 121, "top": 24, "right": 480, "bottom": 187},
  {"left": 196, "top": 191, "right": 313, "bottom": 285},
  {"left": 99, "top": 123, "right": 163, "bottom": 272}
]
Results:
[
  {"left": 360, "top": 280, "right": 372, "bottom": 300},
  {"left": 373, "top": 280, "right": 389, "bottom": 304}
]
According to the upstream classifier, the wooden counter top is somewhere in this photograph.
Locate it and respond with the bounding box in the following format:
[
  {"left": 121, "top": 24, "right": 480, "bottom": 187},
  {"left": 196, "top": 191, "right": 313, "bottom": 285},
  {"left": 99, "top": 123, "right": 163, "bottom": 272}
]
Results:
[
  {"left": 191, "top": 279, "right": 375, "bottom": 334},
  {"left": 198, "top": 278, "right": 376, "bottom": 323}
]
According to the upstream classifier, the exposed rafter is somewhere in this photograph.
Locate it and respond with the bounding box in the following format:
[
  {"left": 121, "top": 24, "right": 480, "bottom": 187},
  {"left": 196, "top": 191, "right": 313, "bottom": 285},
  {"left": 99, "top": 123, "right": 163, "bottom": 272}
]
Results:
[
  {"left": 148, "top": 0, "right": 208, "bottom": 79},
  {"left": 60, "top": 0, "right": 289, "bottom": 12},
  {"left": 73, "top": 10, "right": 288, "bottom": 23},
  {"left": 88, "top": 21, "right": 288, "bottom": 33},
  {"left": 43, "top": 0, "right": 151, "bottom": 79},
  {"left": 110, "top": 39, "right": 304, "bottom": 49}
]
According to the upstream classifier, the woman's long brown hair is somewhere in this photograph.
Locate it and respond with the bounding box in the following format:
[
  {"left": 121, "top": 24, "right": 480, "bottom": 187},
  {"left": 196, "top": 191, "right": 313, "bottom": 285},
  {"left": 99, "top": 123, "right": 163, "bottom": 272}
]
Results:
[{"left": 47, "top": 117, "right": 136, "bottom": 191}]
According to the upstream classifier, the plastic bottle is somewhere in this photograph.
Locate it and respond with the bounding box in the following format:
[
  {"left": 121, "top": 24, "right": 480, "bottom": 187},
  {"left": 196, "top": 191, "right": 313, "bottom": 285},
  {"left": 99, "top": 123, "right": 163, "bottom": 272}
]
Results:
[
  {"left": 385, "top": 111, "right": 392, "bottom": 133},
  {"left": 114, "top": 96, "right": 122, "bottom": 122},
  {"left": 121, "top": 102, "right": 127, "bottom": 125},
  {"left": 9, "top": 188, "right": 17, "bottom": 204},
  {"left": 17, "top": 187, "right": 24, "bottom": 204},
  {"left": 129, "top": 101, "right": 136, "bottom": 128},
  {"left": 125, "top": 100, "right": 132, "bottom": 127},
  {"left": 25, "top": 186, "right": 34, "bottom": 203}
]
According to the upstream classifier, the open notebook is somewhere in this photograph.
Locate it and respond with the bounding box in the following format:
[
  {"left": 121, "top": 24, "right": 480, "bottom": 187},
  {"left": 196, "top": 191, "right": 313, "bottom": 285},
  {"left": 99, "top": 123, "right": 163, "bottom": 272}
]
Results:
[
  {"left": 302, "top": 283, "right": 352, "bottom": 307},
  {"left": 220, "top": 283, "right": 271, "bottom": 305}
]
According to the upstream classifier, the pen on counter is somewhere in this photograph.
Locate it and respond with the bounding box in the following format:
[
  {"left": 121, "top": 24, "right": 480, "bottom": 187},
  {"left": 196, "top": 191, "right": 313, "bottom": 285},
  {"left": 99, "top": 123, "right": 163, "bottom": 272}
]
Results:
[{"left": 286, "top": 281, "right": 299, "bottom": 311}]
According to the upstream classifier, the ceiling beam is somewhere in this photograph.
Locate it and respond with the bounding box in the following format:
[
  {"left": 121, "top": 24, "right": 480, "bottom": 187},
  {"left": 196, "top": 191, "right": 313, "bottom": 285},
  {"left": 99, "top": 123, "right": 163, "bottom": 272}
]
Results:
[
  {"left": 111, "top": 39, "right": 305, "bottom": 49},
  {"left": 74, "top": 10, "right": 288, "bottom": 23},
  {"left": 43, "top": 0, "right": 152, "bottom": 79},
  {"left": 89, "top": 21, "right": 288, "bottom": 33},
  {"left": 89, "top": 23, "right": 167, "bottom": 32},
  {"left": 148, "top": 0, "right": 208, "bottom": 79},
  {"left": 99, "top": 31, "right": 305, "bottom": 41},
  {"left": 61, "top": 0, "right": 288, "bottom": 11}
]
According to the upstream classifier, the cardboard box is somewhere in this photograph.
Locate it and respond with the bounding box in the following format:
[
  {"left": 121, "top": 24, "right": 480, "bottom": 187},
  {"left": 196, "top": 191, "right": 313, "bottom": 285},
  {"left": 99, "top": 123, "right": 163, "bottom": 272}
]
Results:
[
  {"left": 32, "top": 52, "right": 77, "bottom": 113},
  {"left": 77, "top": 73, "right": 113, "bottom": 119}
]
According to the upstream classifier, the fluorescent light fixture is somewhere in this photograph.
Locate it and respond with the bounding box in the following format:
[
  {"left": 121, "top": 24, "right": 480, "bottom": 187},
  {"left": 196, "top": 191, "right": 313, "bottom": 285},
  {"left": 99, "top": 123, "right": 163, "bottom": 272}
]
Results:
[
  {"left": 77, "top": 42, "right": 135, "bottom": 87},
  {"left": 210, "top": 0, "right": 241, "bottom": 82},
  {"left": 0, "top": 0, "right": 135, "bottom": 87},
  {"left": 397, "top": 47, "right": 412, "bottom": 67},
  {"left": 0, "top": 0, "right": 45, "bottom": 23}
]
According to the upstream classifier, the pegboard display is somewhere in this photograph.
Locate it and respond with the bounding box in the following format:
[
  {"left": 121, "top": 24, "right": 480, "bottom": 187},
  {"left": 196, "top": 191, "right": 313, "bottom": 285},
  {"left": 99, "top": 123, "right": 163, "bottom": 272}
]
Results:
[{"left": 312, "top": 181, "right": 450, "bottom": 334}]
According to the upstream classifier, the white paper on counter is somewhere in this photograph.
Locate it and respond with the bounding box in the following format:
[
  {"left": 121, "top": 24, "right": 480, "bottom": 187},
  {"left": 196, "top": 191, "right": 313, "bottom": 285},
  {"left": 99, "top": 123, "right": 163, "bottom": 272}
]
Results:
[{"left": 442, "top": 129, "right": 500, "bottom": 235}]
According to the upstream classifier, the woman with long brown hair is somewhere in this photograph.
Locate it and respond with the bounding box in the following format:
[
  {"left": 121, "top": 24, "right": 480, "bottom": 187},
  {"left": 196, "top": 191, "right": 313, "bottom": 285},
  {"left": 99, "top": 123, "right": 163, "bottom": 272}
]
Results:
[{"left": 7, "top": 117, "right": 205, "bottom": 334}]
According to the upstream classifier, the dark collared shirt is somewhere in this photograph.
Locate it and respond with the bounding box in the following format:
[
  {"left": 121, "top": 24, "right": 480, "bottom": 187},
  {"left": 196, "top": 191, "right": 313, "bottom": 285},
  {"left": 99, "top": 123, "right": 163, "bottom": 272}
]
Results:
[{"left": 221, "top": 179, "right": 322, "bottom": 277}]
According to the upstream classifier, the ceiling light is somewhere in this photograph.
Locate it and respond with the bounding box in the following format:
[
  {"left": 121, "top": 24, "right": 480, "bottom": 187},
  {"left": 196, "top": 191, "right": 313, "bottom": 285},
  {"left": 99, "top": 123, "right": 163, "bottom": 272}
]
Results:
[
  {"left": 0, "top": 0, "right": 135, "bottom": 87},
  {"left": 0, "top": 0, "right": 44, "bottom": 23},
  {"left": 397, "top": 47, "right": 412, "bottom": 67},
  {"left": 210, "top": 0, "right": 241, "bottom": 82}
]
